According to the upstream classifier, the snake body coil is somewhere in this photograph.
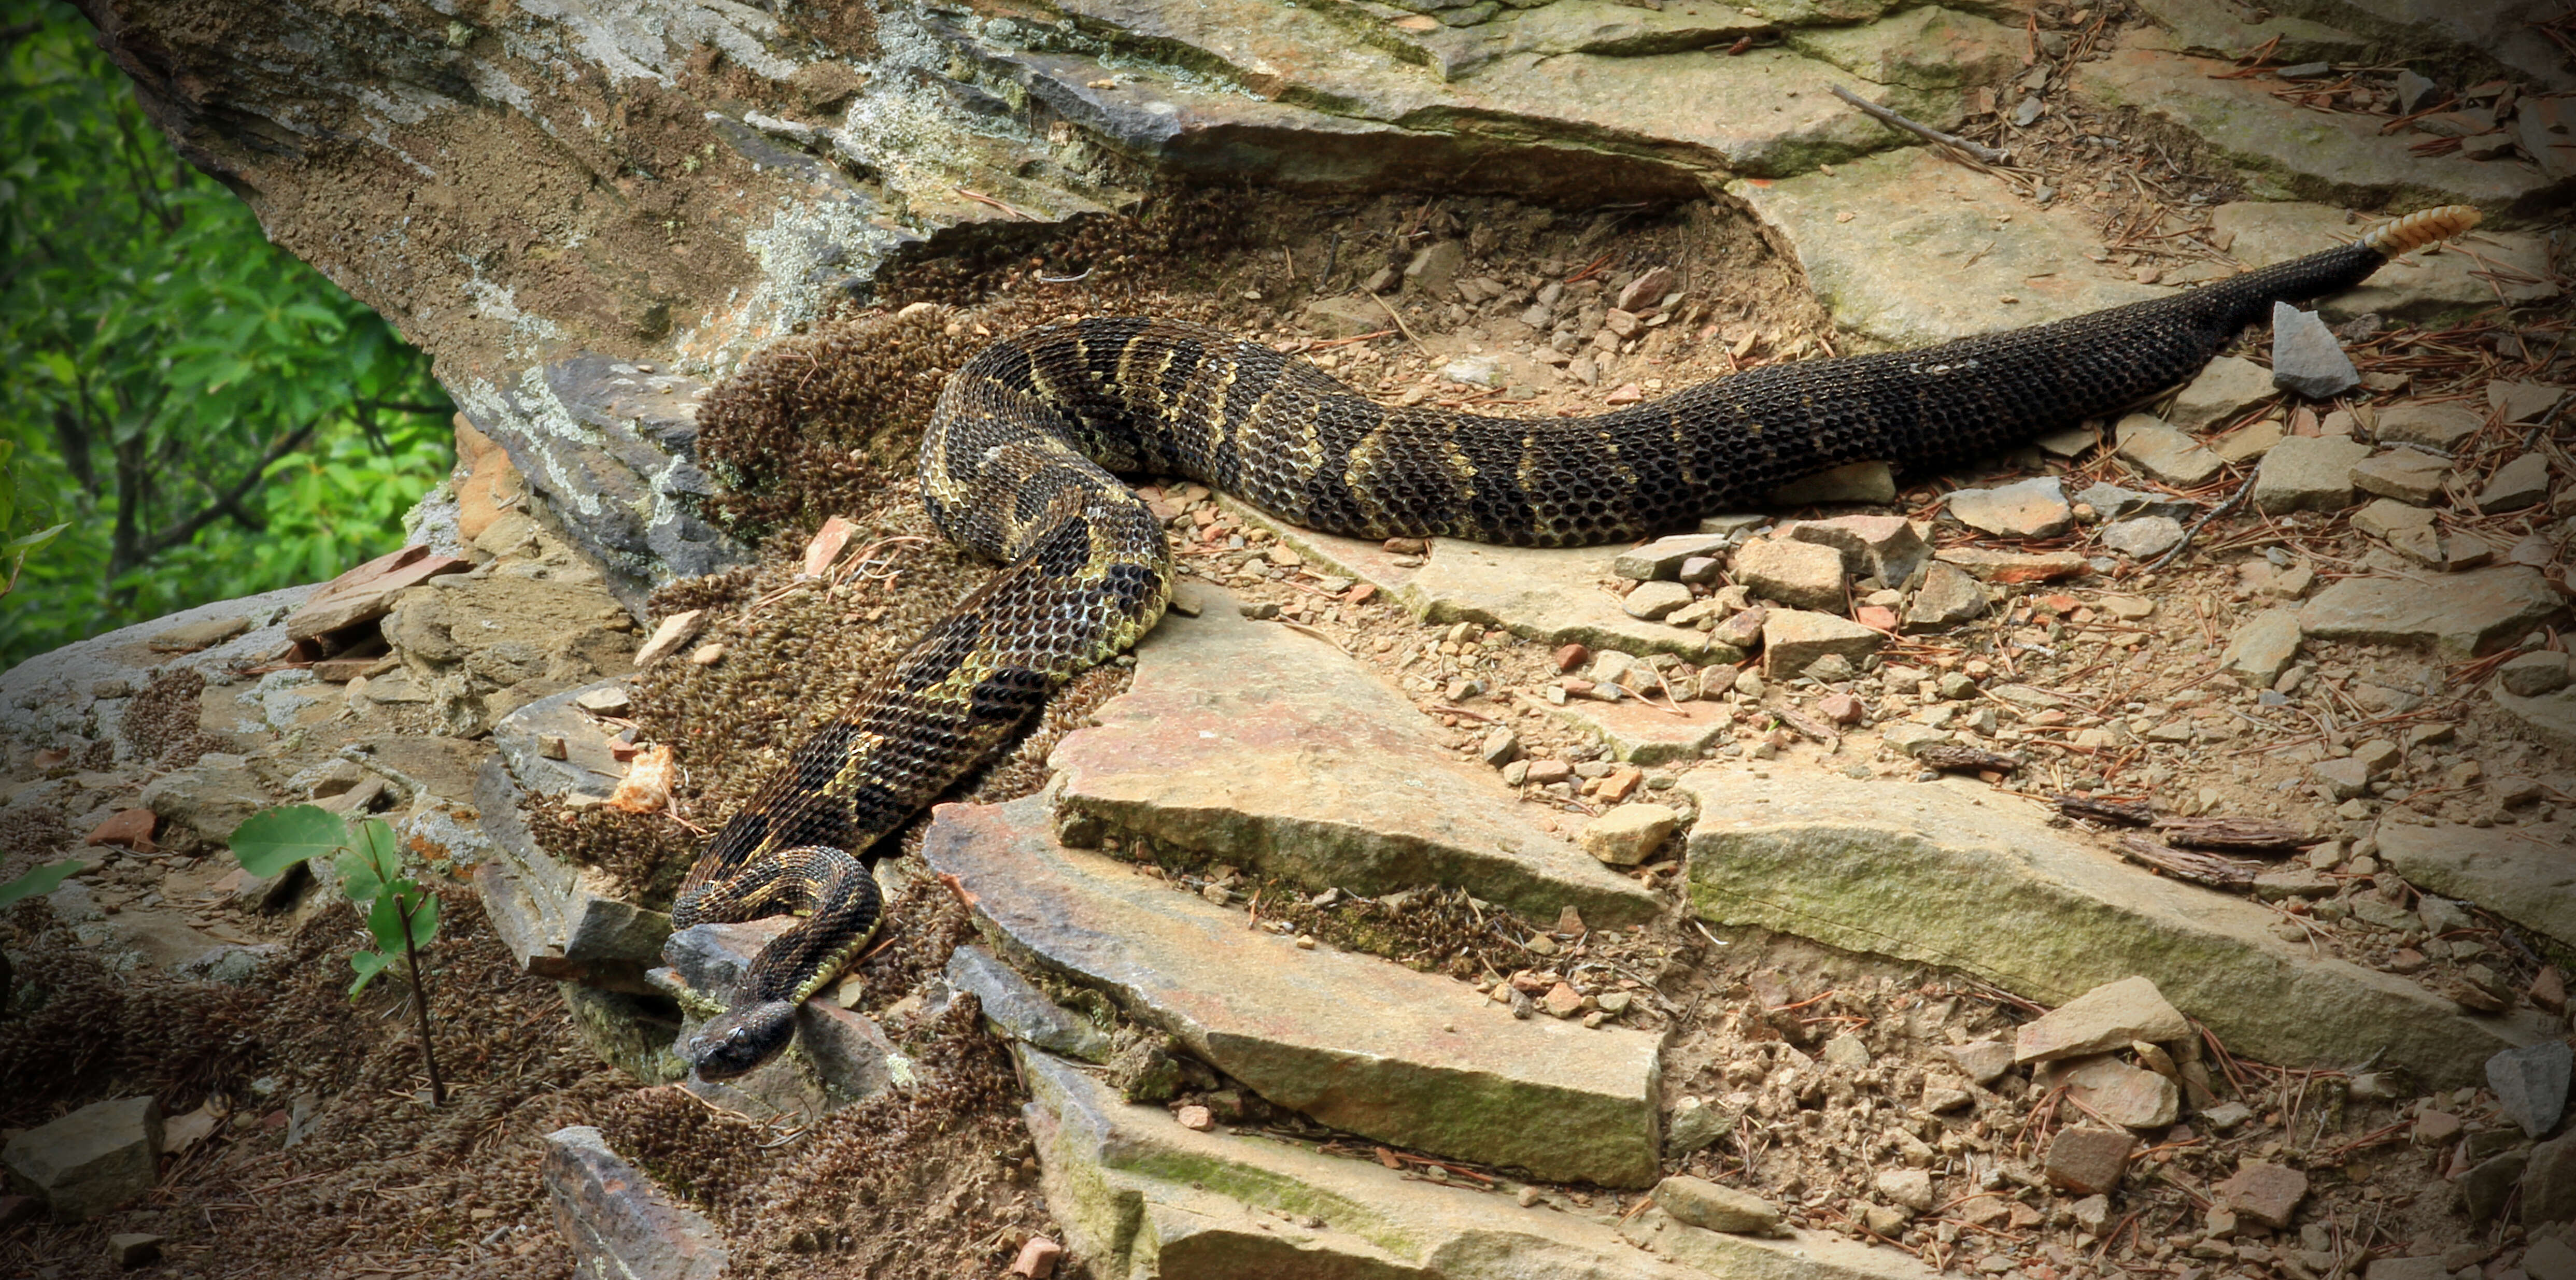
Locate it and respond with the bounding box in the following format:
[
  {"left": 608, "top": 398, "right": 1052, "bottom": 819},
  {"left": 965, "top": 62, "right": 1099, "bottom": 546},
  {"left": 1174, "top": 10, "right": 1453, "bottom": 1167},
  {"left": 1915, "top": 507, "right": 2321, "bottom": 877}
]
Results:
[{"left": 671, "top": 205, "right": 2481, "bottom": 1078}]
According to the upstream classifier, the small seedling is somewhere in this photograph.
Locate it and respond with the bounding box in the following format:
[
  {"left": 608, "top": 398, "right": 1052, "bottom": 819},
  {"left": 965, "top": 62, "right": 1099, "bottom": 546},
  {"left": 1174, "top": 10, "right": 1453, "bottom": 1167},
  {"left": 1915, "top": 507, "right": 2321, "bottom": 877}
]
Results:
[{"left": 230, "top": 805, "right": 446, "bottom": 1105}]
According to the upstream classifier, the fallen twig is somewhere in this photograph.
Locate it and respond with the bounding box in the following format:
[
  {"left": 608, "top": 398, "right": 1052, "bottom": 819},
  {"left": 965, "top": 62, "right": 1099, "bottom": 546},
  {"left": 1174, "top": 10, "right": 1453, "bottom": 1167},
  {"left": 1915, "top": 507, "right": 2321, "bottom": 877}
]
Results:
[
  {"left": 1831, "top": 85, "right": 2013, "bottom": 165},
  {"left": 2145, "top": 468, "right": 2260, "bottom": 572}
]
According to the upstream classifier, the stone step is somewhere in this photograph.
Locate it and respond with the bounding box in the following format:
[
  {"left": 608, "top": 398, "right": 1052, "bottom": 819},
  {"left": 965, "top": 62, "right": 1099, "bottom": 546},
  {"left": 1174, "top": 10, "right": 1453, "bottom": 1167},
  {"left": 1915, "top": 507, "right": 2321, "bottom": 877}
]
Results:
[
  {"left": 1678, "top": 769, "right": 2555, "bottom": 1086},
  {"left": 1220, "top": 499, "right": 1758, "bottom": 663},
  {"left": 922, "top": 796, "right": 1664, "bottom": 1186},
  {"left": 1052, "top": 586, "right": 1662, "bottom": 929},
  {"left": 1021, "top": 1047, "right": 1940, "bottom": 1280},
  {"left": 2075, "top": 46, "right": 2565, "bottom": 218},
  {"left": 2375, "top": 817, "right": 2576, "bottom": 951},
  {"left": 1729, "top": 146, "right": 2166, "bottom": 350}
]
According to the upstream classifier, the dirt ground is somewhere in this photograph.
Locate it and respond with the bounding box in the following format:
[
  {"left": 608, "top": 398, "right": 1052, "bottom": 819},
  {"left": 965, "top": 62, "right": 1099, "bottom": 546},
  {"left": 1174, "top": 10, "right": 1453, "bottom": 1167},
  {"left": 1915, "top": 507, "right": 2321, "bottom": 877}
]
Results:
[{"left": 7, "top": 15, "right": 2571, "bottom": 1273}]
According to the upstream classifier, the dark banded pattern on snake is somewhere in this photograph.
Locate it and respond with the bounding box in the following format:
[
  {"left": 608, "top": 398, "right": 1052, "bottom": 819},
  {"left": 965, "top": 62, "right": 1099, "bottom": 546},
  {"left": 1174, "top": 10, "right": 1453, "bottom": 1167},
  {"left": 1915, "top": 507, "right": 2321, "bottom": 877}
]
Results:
[{"left": 670, "top": 204, "right": 2485, "bottom": 1079}]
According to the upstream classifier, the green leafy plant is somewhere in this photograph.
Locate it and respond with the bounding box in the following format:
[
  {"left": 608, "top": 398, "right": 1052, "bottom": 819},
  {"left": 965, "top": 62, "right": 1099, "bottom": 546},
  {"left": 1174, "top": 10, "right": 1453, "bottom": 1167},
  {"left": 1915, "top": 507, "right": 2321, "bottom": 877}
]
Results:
[
  {"left": 230, "top": 805, "right": 447, "bottom": 1105},
  {"left": 0, "top": 857, "right": 86, "bottom": 909},
  {"left": 0, "top": 439, "right": 69, "bottom": 599}
]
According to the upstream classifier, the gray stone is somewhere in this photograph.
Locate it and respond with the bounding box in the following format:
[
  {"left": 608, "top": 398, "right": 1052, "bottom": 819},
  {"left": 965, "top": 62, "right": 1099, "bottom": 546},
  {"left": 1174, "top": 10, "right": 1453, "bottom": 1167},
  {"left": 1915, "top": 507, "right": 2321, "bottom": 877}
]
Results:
[
  {"left": 2167, "top": 356, "right": 2279, "bottom": 432},
  {"left": 1546, "top": 694, "right": 1733, "bottom": 766},
  {"left": 2217, "top": 609, "right": 2304, "bottom": 687},
  {"left": 2269, "top": 303, "right": 2359, "bottom": 399},
  {"left": 1727, "top": 146, "right": 2161, "bottom": 350},
  {"left": 2015, "top": 976, "right": 2191, "bottom": 1063},
  {"left": 2101, "top": 517, "right": 2185, "bottom": 560},
  {"left": 2351, "top": 450, "right": 2451, "bottom": 505},
  {"left": 2500, "top": 651, "right": 2573, "bottom": 698},
  {"left": 1733, "top": 538, "right": 1848, "bottom": 611},
  {"left": 1019, "top": 1047, "right": 1929, "bottom": 1280},
  {"left": 1300, "top": 294, "right": 1388, "bottom": 339},
  {"left": 2459, "top": 1151, "right": 2528, "bottom": 1224},
  {"left": 2496, "top": 683, "right": 2576, "bottom": 759},
  {"left": 1903, "top": 563, "right": 1991, "bottom": 633},
  {"left": 1678, "top": 770, "right": 2539, "bottom": 1085},
  {"left": 138, "top": 753, "right": 267, "bottom": 844},
  {"left": 2300, "top": 566, "right": 2567, "bottom": 658},
  {"left": 1615, "top": 533, "right": 1733, "bottom": 581},
  {"left": 0, "top": 1096, "right": 161, "bottom": 1222},
  {"left": 1948, "top": 477, "right": 2073, "bottom": 539},
  {"left": 2253, "top": 436, "right": 2374, "bottom": 514},
  {"left": 1654, "top": 1175, "right": 1787, "bottom": 1236},
  {"left": 2312, "top": 758, "right": 2370, "bottom": 801},
  {"left": 1788, "top": 515, "right": 1929, "bottom": 585},
  {"left": 927, "top": 798, "right": 1663, "bottom": 1186},
  {"left": 2375, "top": 403, "right": 2484, "bottom": 451},
  {"left": 2075, "top": 481, "right": 2193, "bottom": 521},
  {"left": 542, "top": 1126, "right": 728, "bottom": 1280},
  {"left": 1761, "top": 610, "right": 1885, "bottom": 679},
  {"left": 2526, "top": 1132, "right": 2576, "bottom": 1227},
  {"left": 1622, "top": 580, "right": 1694, "bottom": 620},
  {"left": 2116, "top": 420, "right": 2226, "bottom": 489},
  {"left": 2487, "top": 1040, "right": 2572, "bottom": 1138},
  {"left": 1933, "top": 548, "right": 2088, "bottom": 582},
  {"left": 945, "top": 945, "right": 1113, "bottom": 1063},
  {"left": 2480, "top": 453, "right": 2553, "bottom": 514},
  {"left": 1768, "top": 461, "right": 1897, "bottom": 506},
  {"left": 1050, "top": 586, "right": 1657, "bottom": 928}
]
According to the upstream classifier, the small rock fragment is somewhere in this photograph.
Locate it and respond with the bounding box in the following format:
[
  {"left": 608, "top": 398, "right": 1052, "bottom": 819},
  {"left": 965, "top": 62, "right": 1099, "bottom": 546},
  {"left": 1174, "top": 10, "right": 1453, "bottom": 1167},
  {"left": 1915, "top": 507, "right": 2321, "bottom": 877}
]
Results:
[
  {"left": 2479, "top": 453, "right": 2553, "bottom": 513},
  {"left": 2269, "top": 303, "right": 2358, "bottom": 399},
  {"left": 2168, "top": 356, "right": 2276, "bottom": 431},
  {"left": 2488, "top": 1041, "right": 2572, "bottom": 1139},
  {"left": 1732, "top": 538, "right": 1847, "bottom": 611},
  {"left": 1011, "top": 1235, "right": 1065, "bottom": 1279},
  {"left": 2015, "top": 976, "right": 2189, "bottom": 1063},
  {"left": 1579, "top": 804, "right": 1679, "bottom": 866},
  {"left": 0, "top": 1096, "right": 161, "bottom": 1222},
  {"left": 1654, "top": 1175, "right": 1787, "bottom": 1236},
  {"left": 2214, "top": 1161, "right": 2308, "bottom": 1229},
  {"left": 1948, "top": 477, "right": 2074, "bottom": 539},
  {"left": 2044, "top": 1127, "right": 2136, "bottom": 1195},
  {"left": 1876, "top": 1167, "right": 1935, "bottom": 1211},
  {"left": 2101, "top": 516, "right": 2184, "bottom": 560}
]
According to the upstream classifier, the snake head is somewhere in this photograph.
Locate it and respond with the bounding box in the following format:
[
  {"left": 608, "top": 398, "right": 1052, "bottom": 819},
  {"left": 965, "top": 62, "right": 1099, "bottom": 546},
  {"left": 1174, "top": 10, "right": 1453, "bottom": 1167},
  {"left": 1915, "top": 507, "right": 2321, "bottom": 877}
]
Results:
[{"left": 685, "top": 999, "right": 798, "bottom": 1080}]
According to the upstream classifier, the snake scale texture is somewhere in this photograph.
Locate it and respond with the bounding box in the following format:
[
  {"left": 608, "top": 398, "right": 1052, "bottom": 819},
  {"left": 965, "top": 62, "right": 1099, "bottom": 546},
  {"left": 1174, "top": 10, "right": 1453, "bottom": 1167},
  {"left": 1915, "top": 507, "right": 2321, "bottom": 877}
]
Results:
[{"left": 669, "top": 205, "right": 2483, "bottom": 1079}]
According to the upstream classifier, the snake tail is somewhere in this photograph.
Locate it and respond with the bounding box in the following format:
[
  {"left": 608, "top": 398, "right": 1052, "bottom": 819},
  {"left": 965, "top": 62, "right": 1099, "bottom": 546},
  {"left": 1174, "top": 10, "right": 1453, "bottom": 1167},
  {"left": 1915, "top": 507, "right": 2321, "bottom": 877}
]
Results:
[{"left": 668, "top": 203, "right": 2480, "bottom": 1080}]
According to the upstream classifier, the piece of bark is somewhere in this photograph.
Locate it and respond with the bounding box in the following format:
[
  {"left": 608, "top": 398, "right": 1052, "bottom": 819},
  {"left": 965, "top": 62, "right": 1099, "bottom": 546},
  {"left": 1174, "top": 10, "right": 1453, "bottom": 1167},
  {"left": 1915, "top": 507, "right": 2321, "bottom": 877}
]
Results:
[
  {"left": 2056, "top": 794, "right": 2156, "bottom": 826},
  {"left": 1917, "top": 745, "right": 2019, "bottom": 774},
  {"left": 2115, "top": 835, "right": 2258, "bottom": 891},
  {"left": 2152, "top": 816, "right": 2314, "bottom": 854}
]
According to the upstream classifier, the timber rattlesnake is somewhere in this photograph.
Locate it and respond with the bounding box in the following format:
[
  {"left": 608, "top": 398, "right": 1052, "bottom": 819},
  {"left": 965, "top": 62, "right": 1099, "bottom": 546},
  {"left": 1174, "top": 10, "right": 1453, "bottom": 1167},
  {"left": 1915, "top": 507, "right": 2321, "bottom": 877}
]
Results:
[{"left": 670, "top": 204, "right": 2484, "bottom": 1079}]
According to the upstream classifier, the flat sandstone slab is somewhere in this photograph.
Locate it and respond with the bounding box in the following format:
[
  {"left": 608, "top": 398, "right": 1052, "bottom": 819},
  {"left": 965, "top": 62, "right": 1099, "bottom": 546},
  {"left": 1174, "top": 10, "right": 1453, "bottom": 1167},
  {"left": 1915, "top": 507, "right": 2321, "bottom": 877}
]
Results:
[
  {"left": 2077, "top": 47, "right": 2564, "bottom": 214},
  {"left": 1052, "top": 587, "right": 1660, "bottom": 927},
  {"left": 2298, "top": 567, "right": 2566, "bottom": 659},
  {"left": 1022, "top": 1048, "right": 1936, "bottom": 1280},
  {"left": 2375, "top": 819, "right": 2576, "bottom": 950},
  {"left": 924, "top": 797, "right": 1663, "bottom": 1186},
  {"left": 1678, "top": 769, "right": 2549, "bottom": 1086},
  {"left": 1728, "top": 147, "right": 2165, "bottom": 349}
]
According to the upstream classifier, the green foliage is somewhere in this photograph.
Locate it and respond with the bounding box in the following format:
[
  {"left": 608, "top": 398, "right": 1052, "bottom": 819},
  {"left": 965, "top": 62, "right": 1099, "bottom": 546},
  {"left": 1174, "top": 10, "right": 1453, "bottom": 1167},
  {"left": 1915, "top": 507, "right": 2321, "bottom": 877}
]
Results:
[
  {"left": 0, "top": 857, "right": 86, "bottom": 909},
  {"left": 228, "top": 804, "right": 442, "bottom": 995},
  {"left": 0, "top": 2, "right": 454, "bottom": 667}
]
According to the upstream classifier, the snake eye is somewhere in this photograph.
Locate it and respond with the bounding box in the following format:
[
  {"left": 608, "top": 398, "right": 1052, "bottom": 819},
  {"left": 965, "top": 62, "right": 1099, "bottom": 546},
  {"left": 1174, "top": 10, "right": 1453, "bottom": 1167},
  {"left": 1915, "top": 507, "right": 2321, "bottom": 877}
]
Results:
[{"left": 726, "top": 1027, "right": 750, "bottom": 1045}]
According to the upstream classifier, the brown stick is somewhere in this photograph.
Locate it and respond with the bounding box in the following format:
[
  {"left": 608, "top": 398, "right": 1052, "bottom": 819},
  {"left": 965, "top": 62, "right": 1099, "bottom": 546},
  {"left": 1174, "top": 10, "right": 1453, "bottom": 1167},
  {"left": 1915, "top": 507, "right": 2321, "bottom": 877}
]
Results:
[{"left": 1830, "top": 85, "right": 2012, "bottom": 166}]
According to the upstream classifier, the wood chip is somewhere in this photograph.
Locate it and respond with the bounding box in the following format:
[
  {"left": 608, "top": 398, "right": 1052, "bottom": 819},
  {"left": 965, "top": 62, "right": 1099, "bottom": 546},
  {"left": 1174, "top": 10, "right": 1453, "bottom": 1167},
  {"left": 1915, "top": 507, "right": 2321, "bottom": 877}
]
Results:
[
  {"left": 2114, "top": 835, "right": 2258, "bottom": 890},
  {"left": 1916, "top": 744, "right": 2019, "bottom": 774},
  {"left": 2152, "top": 816, "right": 2314, "bottom": 854},
  {"left": 2055, "top": 794, "right": 2156, "bottom": 826}
]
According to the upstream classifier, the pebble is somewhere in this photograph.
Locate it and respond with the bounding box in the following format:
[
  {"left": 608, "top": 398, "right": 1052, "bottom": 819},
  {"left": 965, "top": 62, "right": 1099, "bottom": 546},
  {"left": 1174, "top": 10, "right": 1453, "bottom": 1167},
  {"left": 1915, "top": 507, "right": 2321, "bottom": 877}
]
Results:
[
  {"left": 2101, "top": 516, "right": 2184, "bottom": 560},
  {"left": 1578, "top": 803, "right": 1679, "bottom": 866},
  {"left": 110, "top": 1234, "right": 164, "bottom": 1269},
  {"left": 2044, "top": 1127, "right": 2136, "bottom": 1196},
  {"left": 1947, "top": 477, "right": 2073, "bottom": 539},
  {"left": 2252, "top": 435, "right": 2372, "bottom": 514},
  {"left": 2488, "top": 1041, "right": 2573, "bottom": 1139},
  {"left": 2115, "top": 419, "right": 2225, "bottom": 488},
  {"left": 2269, "top": 303, "right": 2358, "bottom": 399},
  {"left": 2479, "top": 453, "right": 2552, "bottom": 513},
  {"left": 2167, "top": 356, "right": 2276, "bottom": 431},
  {"left": 2348, "top": 450, "right": 2450, "bottom": 505},
  {"left": 1174, "top": 1104, "right": 1215, "bottom": 1131},
  {"left": 2214, "top": 1161, "right": 2308, "bottom": 1229},
  {"left": 1621, "top": 580, "right": 1692, "bottom": 620},
  {"left": 2014, "top": 976, "right": 2188, "bottom": 1063},
  {"left": 2499, "top": 651, "right": 2572, "bottom": 696},
  {"left": 1816, "top": 693, "right": 1865, "bottom": 726},
  {"left": 2373, "top": 402, "right": 2482, "bottom": 451},
  {"left": 1732, "top": 538, "right": 1847, "bottom": 611},
  {"left": 1904, "top": 563, "right": 1991, "bottom": 633}
]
